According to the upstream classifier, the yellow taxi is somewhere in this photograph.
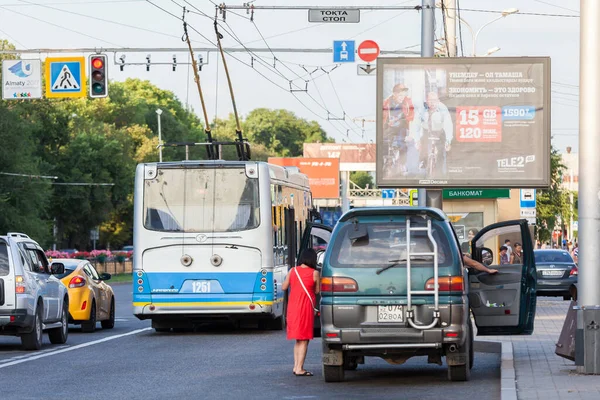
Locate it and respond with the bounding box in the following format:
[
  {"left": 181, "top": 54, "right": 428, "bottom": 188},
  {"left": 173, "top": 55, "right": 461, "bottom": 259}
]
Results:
[{"left": 49, "top": 258, "right": 115, "bottom": 332}]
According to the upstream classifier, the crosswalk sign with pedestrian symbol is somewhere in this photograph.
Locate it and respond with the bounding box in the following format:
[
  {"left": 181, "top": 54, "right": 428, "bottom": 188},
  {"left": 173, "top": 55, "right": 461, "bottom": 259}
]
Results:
[{"left": 45, "top": 57, "right": 87, "bottom": 98}]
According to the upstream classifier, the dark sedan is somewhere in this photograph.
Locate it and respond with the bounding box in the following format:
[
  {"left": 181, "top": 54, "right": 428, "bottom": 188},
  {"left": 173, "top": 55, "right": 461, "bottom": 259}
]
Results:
[{"left": 534, "top": 249, "right": 578, "bottom": 300}]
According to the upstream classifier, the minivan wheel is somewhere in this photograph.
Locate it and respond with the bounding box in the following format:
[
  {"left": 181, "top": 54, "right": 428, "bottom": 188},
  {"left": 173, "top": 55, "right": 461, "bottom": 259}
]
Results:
[
  {"left": 49, "top": 302, "right": 69, "bottom": 344},
  {"left": 447, "top": 326, "right": 472, "bottom": 381},
  {"left": 323, "top": 364, "right": 345, "bottom": 382},
  {"left": 22, "top": 306, "right": 43, "bottom": 350}
]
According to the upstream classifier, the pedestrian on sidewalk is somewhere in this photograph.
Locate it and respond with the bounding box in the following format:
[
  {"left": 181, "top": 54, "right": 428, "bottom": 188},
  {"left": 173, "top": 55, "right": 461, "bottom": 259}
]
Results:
[{"left": 282, "top": 248, "right": 320, "bottom": 377}]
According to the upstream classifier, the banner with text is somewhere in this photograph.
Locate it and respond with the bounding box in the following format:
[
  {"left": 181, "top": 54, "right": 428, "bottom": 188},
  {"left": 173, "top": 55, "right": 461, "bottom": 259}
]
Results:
[
  {"left": 303, "top": 143, "right": 376, "bottom": 164},
  {"left": 268, "top": 157, "right": 340, "bottom": 199},
  {"left": 376, "top": 57, "right": 550, "bottom": 188}
]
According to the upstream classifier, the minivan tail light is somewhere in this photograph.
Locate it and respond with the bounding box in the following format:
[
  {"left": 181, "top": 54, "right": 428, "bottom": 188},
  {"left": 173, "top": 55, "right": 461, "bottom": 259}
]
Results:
[
  {"left": 425, "top": 276, "right": 464, "bottom": 292},
  {"left": 69, "top": 276, "right": 86, "bottom": 288},
  {"left": 321, "top": 277, "right": 359, "bottom": 292},
  {"left": 570, "top": 266, "right": 578, "bottom": 276}
]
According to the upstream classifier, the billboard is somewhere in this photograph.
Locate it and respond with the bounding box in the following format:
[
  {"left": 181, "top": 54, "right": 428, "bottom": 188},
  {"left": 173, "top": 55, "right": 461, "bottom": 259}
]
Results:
[
  {"left": 303, "top": 143, "right": 376, "bottom": 163},
  {"left": 376, "top": 57, "right": 550, "bottom": 188},
  {"left": 268, "top": 157, "right": 340, "bottom": 199}
]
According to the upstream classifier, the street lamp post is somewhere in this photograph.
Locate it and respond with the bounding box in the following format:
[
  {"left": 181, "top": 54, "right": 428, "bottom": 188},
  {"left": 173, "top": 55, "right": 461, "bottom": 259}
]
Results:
[
  {"left": 156, "top": 108, "right": 163, "bottom": 162},
  {"left": 457, "top": 8, "right": 518, "bottom": 56}
]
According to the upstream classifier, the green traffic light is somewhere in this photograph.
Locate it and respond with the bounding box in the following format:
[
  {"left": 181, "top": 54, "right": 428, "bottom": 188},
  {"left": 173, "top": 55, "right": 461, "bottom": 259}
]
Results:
[{"left": 92, "top": 83, "right": 104, "bottom": 94}]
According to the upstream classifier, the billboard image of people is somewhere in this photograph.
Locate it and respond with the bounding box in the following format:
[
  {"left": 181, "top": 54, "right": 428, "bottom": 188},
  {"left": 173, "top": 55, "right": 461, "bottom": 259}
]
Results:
[{"left": 376, "top": 57, "right": 551, "bottom": 188}]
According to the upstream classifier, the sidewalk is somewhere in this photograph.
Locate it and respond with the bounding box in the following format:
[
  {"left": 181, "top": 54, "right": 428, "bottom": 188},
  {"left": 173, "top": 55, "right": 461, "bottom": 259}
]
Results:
[{"left": 489, "top": 298, "right": 600, "bottom": 400}]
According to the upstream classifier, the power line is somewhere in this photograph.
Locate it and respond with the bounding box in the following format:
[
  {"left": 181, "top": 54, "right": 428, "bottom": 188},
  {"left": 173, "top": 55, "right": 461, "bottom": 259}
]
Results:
[
  {"left": 16, "top": 0, "right": 211, "bottom": 45},
  {"left": 532, "top": 0, "right": 579, "bottom": 14},
  {"left": 0, "top": 27, "right": 27, "bottom": 49},
  {"left": 458, "top": 7, "right": 579, "bottom": 18},
  {"left": 0, "top": 4, "right": 121, "bottom": 46}
]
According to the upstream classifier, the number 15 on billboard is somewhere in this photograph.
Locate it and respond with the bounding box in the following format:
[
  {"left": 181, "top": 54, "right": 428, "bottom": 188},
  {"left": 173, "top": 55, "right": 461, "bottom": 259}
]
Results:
[{"left": 456, "top": 106, "right": 502, "bottom": 142}]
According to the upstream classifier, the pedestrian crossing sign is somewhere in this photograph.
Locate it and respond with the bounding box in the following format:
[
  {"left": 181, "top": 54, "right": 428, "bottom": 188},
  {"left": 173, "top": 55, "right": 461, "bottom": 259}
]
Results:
[{"left": 45, "top": 57, "right": 86, "bottom": 98}]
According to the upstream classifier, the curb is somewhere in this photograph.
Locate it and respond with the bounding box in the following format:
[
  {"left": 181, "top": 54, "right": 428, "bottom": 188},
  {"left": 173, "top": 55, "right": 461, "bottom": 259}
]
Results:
[{"left": 475, "top": 340, "right": 517, "bottom": 400}]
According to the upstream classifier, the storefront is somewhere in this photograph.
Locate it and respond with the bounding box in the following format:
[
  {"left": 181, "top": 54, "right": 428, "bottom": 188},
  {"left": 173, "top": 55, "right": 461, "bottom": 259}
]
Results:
[{"left": 441, "top": 189, "right": 511, "bottom": 253}]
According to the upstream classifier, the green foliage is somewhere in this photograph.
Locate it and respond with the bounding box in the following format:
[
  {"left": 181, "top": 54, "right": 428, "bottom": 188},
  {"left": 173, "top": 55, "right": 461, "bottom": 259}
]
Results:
[
  {"left": 0, "top": 47, "right": 333, "bottom": 250},
  {"left": 536, "top": 147, "right": 572, "bottom": 243},
  {"left": 350, "top": 171, "right": 374, "bottom": 189}
]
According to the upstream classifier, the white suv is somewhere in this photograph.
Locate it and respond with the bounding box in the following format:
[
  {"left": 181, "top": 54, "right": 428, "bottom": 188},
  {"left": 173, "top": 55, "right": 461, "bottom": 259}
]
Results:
[{"left": 0, "top": 232, "right": 69, "bottom": 350}]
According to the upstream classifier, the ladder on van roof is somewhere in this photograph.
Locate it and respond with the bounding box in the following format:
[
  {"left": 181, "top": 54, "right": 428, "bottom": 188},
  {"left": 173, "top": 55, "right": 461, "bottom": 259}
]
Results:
[{"left": 405, "top": 217, "right": 440, "bottom": 330}]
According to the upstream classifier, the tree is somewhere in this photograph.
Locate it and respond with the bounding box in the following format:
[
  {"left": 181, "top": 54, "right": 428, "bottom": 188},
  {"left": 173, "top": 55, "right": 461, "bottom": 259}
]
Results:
[
  {"left": 536, "top": 147, "right": 572, "bottom": 244},
  {"left": 350, "top": 171, "right": 374, "bottom": 189},
  {"left": 243, "top": 108, "right": 332, "bottom": 157},
  {"left": 0, "top": 103, "right": 52, "bottom": 244}
]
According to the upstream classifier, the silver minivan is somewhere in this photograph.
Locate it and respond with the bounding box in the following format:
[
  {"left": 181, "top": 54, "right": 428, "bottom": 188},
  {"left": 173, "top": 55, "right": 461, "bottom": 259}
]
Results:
[{"left": 0, "top": 232, "right": 70, "bottom": 350}]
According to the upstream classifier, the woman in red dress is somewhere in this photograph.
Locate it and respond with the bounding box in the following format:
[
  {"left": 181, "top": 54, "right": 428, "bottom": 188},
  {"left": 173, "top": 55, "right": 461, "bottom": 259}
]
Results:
[{"left": 282, "top": 248, "right": 320, "bottom": 376}]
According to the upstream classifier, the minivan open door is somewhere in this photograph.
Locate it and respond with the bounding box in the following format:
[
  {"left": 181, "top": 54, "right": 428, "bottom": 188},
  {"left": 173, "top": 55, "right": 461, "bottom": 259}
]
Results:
[
  {"left": 468, "top": 219, "right": 537, "bottom": 335},
  {"left": 298, "top": 222, "right": 332, "bottom": 338}
]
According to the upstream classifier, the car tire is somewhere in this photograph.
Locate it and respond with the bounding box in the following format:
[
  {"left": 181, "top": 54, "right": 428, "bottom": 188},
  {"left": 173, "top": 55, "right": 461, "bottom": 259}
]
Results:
[
  {"left": 154, "top": 328, "right": 171, "bottom": 333},
  {"left": 448, "top": 325, "right": 472, "bottom": 382},
  {"left": 22, "top": 305, "right": 43, "bottom": 351},
  {"left": 323, "top": 364, "right": 344, "bottom": 382},
  {"left": 49, "top": 301, "right": 69, "bottom": 344},
  {"left": 563, "top": 294, "right": 572, "bottom": 301},
  {"left": 101, "top": 298, "right": 115, "bottom": 329},
  {"left": 81, "top": 301, "right": 96, "bottom": 333}
]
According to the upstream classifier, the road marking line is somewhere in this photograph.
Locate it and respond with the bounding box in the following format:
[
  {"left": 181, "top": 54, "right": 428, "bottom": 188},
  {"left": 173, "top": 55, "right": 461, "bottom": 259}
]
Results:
[
  {"left": 0, "top": 346, "right": 70, "bottom": 364},
  {"left": 0, "top": 328, "right": 152, "bottom": 369}
]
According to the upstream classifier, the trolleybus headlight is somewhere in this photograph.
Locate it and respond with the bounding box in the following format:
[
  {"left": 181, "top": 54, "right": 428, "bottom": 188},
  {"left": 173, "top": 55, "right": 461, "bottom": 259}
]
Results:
[
  {"left": 261, "top": 269, "right": 267, "bottom": 276},
  {"left": 137, "top": 271, "right": 144, "bottom": 278},
  {"left": 211, "top": 254, "right": 223, "bottom": 267},
  {"left": 260, "top": 284, "right": 266, "bottom": 291},
  {"left": 260, "top": 277, "right": 267, "bottom": 284},
  {"left": 181, "top": 254, "right": 193, "bottom": 267},
  {"left": 138, "top": 286, "right": 144, "bottom": 292},
  {"left": 137, "top": 279, "right": 143, "bottom": 285}
]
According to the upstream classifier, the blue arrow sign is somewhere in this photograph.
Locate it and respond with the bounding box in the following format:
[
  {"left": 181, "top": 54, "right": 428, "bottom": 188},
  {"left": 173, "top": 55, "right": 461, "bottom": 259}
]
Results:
[
  {"left": 382, "top": 189, "right": 395, "bottom": 199},
  {"left": 333, "top": 40, "right": 355, "bottom": 63}
]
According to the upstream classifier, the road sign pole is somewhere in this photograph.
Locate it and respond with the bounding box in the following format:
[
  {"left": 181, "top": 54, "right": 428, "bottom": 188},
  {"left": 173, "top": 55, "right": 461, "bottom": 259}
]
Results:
[
  {"left": 419, "top": 0, "right": 442, "bottom": 208},
  {"left": 578, "top": 0, "right": 600, "bottom": 374}
]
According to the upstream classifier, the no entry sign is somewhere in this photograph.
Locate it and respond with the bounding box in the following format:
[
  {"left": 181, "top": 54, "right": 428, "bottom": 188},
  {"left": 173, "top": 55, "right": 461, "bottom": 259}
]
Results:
[{"left": 357, "top": 40, "right": 380, "bottom": 63}]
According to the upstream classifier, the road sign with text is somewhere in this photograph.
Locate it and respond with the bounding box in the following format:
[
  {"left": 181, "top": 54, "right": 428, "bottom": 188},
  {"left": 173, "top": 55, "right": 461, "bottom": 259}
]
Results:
[{"left": 309, "top": 9, "right": 360, "bottom": 23}]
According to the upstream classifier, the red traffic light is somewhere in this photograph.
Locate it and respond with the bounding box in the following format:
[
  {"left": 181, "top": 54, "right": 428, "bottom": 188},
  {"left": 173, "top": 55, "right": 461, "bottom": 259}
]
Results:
[{"left": 92, "top": 57, "right": 104, "bottom": 69}]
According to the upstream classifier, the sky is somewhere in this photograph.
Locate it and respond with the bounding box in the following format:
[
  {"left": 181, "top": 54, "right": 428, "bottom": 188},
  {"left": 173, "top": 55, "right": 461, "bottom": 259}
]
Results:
[{"left": 0, "top": 0, "right": 580, "bottom": 153}]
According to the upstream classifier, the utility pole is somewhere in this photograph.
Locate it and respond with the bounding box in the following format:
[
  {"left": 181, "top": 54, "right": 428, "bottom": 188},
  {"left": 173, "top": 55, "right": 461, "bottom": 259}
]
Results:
[
  {"left": 577, "top": 0, "right": 600, "bottom": 375},
  {"left": 443, "top": 0, "right": 457, "bottom": 57},
  {"left": 418, "top": 0, "right": 435, "bottom": 207}
]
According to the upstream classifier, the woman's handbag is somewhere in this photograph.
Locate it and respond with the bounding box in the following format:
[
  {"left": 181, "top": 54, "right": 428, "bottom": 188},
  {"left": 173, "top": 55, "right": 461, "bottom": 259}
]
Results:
[{"left": 294, "top": 267, "right": 319, "bottom": 316}]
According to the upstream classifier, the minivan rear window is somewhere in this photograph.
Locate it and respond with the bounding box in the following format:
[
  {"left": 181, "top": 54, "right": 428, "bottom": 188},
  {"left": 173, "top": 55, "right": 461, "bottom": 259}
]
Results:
[
  {"left": 330, "top": 221, "right": 454, "bottom": 268},
  {"left": 0, "top": 243, "right": 10, "bottom": 276}
]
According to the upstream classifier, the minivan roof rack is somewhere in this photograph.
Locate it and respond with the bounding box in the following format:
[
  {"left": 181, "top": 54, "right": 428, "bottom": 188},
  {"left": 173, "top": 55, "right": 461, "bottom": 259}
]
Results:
[{"left": 7, "top": 232, "right": 30, "bottom": 239}]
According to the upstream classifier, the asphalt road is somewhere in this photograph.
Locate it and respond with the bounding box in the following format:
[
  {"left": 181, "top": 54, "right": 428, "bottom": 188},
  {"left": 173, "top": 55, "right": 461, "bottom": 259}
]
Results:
[{"left": 0, "top": 283, "right": 500, "bottom": 400}]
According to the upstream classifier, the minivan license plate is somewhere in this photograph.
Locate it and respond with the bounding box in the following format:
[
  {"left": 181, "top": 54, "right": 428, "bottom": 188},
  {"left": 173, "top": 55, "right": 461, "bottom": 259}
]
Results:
[
  {"left": 377, "top": 305, "right": 403, "bottom": 322},
  {"left": 542, "top": 270, "right": 563, "bottom": 276}
]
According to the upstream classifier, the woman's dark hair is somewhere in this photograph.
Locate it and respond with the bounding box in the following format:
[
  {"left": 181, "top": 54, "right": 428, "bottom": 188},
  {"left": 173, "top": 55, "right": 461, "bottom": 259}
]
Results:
[{"left": 298, "top": 248, "right": 318, "bottom": 269}]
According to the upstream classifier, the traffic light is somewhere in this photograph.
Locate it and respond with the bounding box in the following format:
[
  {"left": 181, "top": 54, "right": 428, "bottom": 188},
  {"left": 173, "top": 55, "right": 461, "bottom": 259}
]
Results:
[{"left": 89, "top": 54, "right": 108, "bottom": 98}]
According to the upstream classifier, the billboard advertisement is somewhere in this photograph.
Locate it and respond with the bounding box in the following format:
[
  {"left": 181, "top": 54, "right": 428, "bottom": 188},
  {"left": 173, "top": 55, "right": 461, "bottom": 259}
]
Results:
[
  {"left": 268, "top": 157, "right": 340, "bottom": 199},
  {"left": 303, "top": 143, "right": 376, "bottom": 163},
  {"left": 376, "top": 57, "right": 551, "bottom": 188}
]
